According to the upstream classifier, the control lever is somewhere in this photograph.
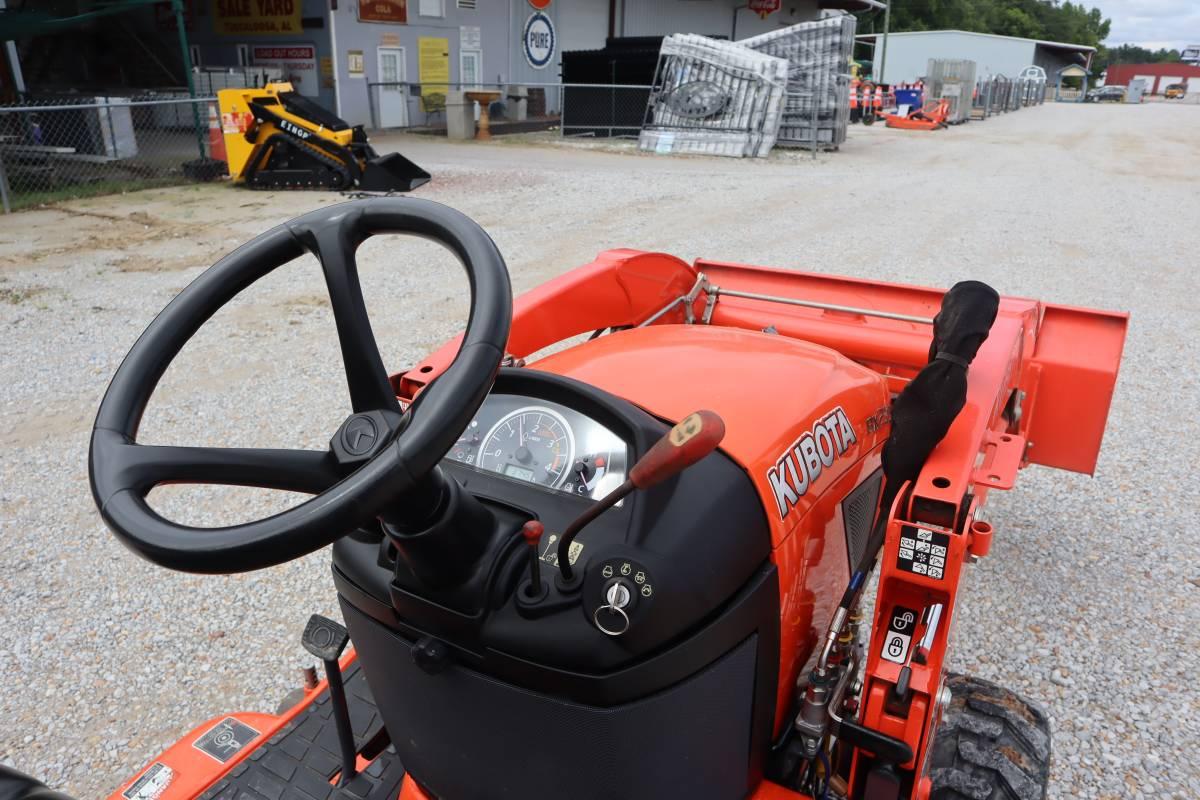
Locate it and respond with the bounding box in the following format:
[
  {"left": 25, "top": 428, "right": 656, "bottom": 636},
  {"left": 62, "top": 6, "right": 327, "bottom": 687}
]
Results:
[
  {"left": 521, "top": 520, "right": 545, "bottom": 597},
  {"left": 301, "top": 615, "right": 357, "bottom": 786},
  {"left": 556, "top": 410, "right": 726, "bottom": 582}
]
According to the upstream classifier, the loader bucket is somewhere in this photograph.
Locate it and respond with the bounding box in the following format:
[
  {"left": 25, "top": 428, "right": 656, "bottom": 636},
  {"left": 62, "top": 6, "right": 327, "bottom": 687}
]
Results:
[{"left": 359, "top": 152, "right": 432, "bottom": 192}]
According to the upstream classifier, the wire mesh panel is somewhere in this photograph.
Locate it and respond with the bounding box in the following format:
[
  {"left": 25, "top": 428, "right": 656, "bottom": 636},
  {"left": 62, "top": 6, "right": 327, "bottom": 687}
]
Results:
[
  {"left": 561, "top": 84, "right": 652, "bottom": 138},
  {"left": 926, "top": 59, "right": 977, "bottom": 124},
  {"left": 741, "top": 15, "right": 856, "bottom": 149},
  {"left": 638, "top": 34, "right": 787, "bottom": 158},
  {"left": 0, "top": 96, "right": 216, "bottom": 213}
]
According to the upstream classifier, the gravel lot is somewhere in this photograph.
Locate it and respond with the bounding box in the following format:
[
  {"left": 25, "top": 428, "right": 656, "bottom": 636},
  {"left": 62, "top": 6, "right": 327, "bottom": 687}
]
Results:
[{"left": 1, "top": 101, "right": 1197, "bottom": 799}]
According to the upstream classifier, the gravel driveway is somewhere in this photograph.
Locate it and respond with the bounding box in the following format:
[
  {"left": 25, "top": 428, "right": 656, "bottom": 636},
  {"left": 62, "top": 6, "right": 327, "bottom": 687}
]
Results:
[{"left": 1, "top": 101, "right": 1197, "bottom": 799}]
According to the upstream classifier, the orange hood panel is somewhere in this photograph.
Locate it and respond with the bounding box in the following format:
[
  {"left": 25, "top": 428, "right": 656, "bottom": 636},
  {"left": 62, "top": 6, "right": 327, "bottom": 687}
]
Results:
[{"left": 531, "top": 324, "right": 891, "bottom": 544}]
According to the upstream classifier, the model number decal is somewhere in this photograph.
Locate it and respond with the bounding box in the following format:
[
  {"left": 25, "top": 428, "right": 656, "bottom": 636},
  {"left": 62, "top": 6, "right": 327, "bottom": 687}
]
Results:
[
  {"left": 767, "top": 406, "right": 857, "bottom": 519},
  {"left": 280, "top": 119, "right": 311, "bottom": 139}
]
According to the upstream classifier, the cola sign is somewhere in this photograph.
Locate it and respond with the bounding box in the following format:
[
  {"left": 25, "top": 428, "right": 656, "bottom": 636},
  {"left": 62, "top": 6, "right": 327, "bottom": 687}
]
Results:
[{"left": 748, "top": 0, "right": 780, "bottom": 19}]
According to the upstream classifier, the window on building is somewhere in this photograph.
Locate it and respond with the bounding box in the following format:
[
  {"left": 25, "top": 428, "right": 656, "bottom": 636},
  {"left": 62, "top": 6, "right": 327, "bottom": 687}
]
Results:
[
  {"left": 457, "top": 0, "right": 476, "bottom": 8},
  {"left": 419, "top": 0, "right": 445, "bottom": 17},
  {"left": 236, "top": 44, "right": 251, "bottom": 67}
]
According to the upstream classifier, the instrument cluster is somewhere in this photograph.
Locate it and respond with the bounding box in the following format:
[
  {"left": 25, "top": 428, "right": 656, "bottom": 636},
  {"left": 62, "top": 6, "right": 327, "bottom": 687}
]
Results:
[{"left": 447, "top": 394, "right": 630, "bottom": 501}]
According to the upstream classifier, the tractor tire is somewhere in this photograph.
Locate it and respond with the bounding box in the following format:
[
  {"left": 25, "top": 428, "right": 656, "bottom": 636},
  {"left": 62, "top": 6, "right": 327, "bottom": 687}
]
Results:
[{"left": 927, "top": 673, "right": 1051, "bottom": 800}]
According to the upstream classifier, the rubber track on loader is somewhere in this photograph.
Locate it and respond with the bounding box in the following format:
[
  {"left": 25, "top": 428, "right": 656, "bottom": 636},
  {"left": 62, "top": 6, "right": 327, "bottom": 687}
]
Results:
[
  {"left": 198, "top": 661, "right": 405, "bottom": 800},
  {"left": 248, "top": 132, "right": 353, "bottom": 192}
]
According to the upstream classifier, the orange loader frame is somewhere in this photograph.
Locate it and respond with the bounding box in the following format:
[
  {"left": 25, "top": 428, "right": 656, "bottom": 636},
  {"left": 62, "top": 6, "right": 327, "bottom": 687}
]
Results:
[{"left": 113, "top": 250, "right": 1126, "bottom": 800}]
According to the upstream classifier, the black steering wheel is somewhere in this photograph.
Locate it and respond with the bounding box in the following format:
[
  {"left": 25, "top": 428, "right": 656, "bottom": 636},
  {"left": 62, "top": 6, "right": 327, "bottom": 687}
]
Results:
[{"left": 89, "top": 198, "right": 511, "bottom": 574}]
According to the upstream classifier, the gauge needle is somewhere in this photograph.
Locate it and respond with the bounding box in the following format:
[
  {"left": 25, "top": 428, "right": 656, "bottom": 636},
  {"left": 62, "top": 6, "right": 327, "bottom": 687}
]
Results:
[{"left": 518, "top": 417, "right": 524, "bottom": 446}]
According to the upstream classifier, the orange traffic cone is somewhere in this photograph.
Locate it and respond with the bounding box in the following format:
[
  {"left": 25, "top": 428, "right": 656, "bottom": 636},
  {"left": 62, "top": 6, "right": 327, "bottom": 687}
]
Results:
[{"left": 207, "top": 102, "right": 227, "bottom": 163}]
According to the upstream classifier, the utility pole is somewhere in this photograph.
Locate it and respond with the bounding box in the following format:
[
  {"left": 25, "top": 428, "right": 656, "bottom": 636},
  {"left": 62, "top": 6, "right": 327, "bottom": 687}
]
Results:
[
  {"left": 172, "top": 0, "right": 206, "bottom": 159},
  {"left": 878, "top": 0, "right": 892, "bottom": 84}
]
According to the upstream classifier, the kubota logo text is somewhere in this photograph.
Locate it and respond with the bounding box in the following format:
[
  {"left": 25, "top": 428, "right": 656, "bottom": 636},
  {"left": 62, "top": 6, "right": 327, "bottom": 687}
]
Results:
[{"left": 767, "top": 407, "right": 857, "bottom": 519}]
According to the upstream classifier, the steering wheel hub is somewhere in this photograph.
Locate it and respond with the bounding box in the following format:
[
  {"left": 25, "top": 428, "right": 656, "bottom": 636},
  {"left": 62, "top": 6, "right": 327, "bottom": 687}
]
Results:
[{"left": 332, "top": 410, "right": 402, "bottom": 465}]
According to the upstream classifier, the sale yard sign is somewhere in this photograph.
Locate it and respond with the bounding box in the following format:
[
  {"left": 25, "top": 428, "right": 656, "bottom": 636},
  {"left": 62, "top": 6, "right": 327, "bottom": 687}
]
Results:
[{"left": 213, "top": 0, "right": 302, "bottom": 36}]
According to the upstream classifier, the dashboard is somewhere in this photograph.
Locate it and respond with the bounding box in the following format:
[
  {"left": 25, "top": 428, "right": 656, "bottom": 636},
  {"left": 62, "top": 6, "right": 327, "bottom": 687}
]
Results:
[{"left": 444, "top": 393, "right": 631, "bottom": 501}]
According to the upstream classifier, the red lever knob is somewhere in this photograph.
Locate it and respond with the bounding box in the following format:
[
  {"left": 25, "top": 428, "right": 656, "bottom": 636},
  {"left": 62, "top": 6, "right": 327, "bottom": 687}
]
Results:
[
  {"left": 628, "top": 410, "right": 726, "bottom": 490},
  {"left": 521, "top": 520, "right": 545, "bottom": 547}
]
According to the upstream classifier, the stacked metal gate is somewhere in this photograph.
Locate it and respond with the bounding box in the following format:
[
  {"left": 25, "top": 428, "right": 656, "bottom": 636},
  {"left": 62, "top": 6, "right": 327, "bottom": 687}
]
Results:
[
  {"left": 926, "top": 59, "right": 978, "bottom": 124},
  {"left": 638, "top": 34, "right": 788, "bottom": 158},
  {"left": 741, "top": 15, "right": 856, "bottom": 150}
]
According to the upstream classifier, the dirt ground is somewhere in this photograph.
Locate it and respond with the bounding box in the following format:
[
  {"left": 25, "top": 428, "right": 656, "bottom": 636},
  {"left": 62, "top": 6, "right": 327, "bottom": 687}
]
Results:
[{"left": 2, "top": 101, "right": 1198, "bottom": 799}]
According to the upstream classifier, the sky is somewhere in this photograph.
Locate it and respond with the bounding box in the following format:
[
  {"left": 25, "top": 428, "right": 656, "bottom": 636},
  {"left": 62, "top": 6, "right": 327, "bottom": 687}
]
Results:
[{"left": 1099, "top": 0, "right": 1200, "bottom": 50}]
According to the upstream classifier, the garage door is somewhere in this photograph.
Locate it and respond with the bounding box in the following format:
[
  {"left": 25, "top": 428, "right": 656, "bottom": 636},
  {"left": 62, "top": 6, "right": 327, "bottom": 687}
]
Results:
[{"left": 1189, "top": 78, "right": 1200, "bottom": 94}]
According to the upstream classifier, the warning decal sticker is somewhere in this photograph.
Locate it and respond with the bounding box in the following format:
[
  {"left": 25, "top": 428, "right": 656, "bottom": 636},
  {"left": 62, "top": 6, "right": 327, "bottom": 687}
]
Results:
[
  {"left": 122, "top": 762, "right": 173, "bottom": 800},
  {"left": 896, "top": 525, "right": 950, "bottom": 580},
  {"left": 193, "top": 717, "right": 260, "bottom": 763},
  {"left": 539, "top": 533, "right": 582, "bottom": 567},
  {"left": 880, "top": 605, "right": 918, "bottom": 664}
]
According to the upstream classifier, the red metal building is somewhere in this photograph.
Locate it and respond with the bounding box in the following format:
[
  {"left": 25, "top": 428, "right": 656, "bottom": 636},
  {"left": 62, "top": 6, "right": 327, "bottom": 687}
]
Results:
[{"left": 1103, "top": 62, "right": 1200, "bottom": 94}]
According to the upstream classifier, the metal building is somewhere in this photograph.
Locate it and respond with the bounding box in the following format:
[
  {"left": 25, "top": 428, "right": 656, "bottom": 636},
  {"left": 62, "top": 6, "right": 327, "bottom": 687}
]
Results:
[
  {"left": 857, "top": 30, "right": 1094, "bottom": 85},
  {"left": 1103, "top": 63, "right": 1200, "bottom": 96}
]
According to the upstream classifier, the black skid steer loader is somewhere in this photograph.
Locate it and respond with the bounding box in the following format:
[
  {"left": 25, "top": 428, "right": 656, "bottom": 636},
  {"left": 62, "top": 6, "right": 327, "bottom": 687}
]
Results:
[{"left": 216, "top": 82, "right": 430, "bottom": 192}]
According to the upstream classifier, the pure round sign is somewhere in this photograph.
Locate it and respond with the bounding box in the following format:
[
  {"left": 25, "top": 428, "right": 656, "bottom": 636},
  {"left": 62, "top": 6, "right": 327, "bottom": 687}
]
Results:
[{"left": 523, "top": 12, "right": 555, "bottom": 70}]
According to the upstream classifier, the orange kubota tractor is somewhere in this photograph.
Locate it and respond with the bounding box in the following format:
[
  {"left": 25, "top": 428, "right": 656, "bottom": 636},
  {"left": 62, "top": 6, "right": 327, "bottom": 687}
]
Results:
[{"left": 3, "top": 198, "right": 1125, "bottom": 800}]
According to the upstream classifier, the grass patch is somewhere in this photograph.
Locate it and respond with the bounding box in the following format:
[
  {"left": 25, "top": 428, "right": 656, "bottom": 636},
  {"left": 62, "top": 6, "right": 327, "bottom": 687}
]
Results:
[
  {"left": 8, "top": 176, "right": 191, "bottom": 212},
  {"left": 0, "top": 284, "right": 48, "bottom": 304}
]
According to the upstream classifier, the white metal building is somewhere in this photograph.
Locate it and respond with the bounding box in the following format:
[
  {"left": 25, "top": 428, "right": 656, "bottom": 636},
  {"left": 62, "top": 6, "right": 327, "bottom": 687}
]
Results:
[{"left": 857, "top": 29, "right": 1095, "bottom": 83}]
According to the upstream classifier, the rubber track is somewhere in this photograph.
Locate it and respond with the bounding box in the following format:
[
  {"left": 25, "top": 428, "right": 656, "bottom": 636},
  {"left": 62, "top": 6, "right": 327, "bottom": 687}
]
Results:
[{"left": 248, "top": 132, "right": 353, "bottom": 191}]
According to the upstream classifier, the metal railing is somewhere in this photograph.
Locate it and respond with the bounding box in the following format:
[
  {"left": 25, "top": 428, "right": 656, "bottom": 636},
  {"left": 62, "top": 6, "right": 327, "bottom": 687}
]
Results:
[
  {"left": 364, "top": 80, "right": 657, "bottom": 140},
  {"left": 0, "top": 95, "right": 217, "bottom": 213},
  {"left": 972, "top": 76, "right": 1047, "bottom": 119}
]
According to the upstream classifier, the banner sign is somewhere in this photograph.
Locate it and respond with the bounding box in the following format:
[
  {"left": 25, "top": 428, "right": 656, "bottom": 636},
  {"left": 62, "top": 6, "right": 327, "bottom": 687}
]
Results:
[
  {"left": 359, "top": 0, "right": 407, "bottom": 24},
  {"left": 418, "top": 37, "right": 450, "bottom": 101},
  {"left": 252, "top": 45, "right": 318, "bottom": 96},
  {"left": 213, "top": 0, "right": 301, "bottom": 35}
]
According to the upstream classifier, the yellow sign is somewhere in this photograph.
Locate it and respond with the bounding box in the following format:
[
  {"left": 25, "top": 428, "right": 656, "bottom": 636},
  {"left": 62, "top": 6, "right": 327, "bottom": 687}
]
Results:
[
  {"left": 418, "top": 36, "right": 450, "bottom": 107},
  {"left": 212, "top": 0, "right": 301, "bottom": 35}
]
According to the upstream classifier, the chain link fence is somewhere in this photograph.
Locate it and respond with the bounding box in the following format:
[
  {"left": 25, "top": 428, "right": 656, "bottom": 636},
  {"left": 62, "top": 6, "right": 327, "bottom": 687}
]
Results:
[{"left": 0, "top": 95, "right": 218, "bottom": 213}]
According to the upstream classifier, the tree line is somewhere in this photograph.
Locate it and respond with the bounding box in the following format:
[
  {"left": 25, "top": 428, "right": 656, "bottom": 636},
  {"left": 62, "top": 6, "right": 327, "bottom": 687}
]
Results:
[{"left": 858, "top": 1, "right": 1183, "bottom": 73}]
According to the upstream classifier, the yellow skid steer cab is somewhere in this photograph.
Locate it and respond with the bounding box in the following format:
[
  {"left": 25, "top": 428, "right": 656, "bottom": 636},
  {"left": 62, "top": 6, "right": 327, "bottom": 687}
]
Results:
[{"left": 216, "top": 82, "right": 430, "bottom": 191}]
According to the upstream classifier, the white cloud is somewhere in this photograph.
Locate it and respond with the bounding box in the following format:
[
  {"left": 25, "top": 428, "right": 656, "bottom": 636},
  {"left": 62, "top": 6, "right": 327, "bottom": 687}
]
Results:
[{"left": 1098, "top": 0, "right": 1200, "bottom": 49}]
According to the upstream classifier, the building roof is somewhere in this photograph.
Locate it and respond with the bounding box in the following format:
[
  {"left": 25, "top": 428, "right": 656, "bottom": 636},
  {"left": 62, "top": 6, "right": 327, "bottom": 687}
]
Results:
[{"left": 856, "top": 29, "right": 1096, "bottom": 53}]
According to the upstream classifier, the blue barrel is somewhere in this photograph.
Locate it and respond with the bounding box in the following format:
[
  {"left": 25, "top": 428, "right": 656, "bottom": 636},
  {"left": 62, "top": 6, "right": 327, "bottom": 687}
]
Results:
[{"left": 894, "top": 89, "right": 922, "bottom": 109}]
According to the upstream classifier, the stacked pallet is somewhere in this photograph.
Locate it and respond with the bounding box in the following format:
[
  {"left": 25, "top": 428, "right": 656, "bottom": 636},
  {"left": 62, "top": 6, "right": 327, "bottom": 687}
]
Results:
[
  {"left": 741, "top": 15, "right": 857, "bottom": 149},
  {"left": 638, "top": 34, "right": 788, "bottom": 158}
]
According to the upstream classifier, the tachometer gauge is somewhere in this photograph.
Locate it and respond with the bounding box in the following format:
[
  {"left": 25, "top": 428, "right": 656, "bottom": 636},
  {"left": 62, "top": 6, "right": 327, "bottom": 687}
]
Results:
[{"left": 478, "top": 407, "right": 575, "bottom": 489}]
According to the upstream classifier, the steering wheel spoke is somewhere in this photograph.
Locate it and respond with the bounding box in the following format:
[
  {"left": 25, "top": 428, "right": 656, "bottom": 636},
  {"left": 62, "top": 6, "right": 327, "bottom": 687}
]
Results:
[
  {"left": 290, "top": 213, "right": 400, "bottom": 415},
  {"left": 93, "top": 431, "right": 343, "bottom": 498}
]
